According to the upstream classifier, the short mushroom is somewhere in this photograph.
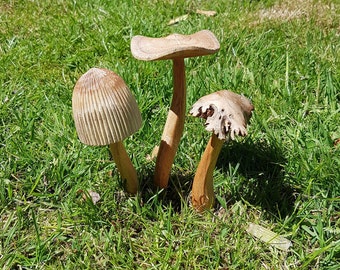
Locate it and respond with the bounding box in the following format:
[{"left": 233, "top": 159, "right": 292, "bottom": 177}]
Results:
[
  {"left": 72, "top": 67, "right": 142, "bottom": 194},
  {"left": 131, "top": 30, "right": 220, "bottom": 188},
  {"left": 189, "top": 90, "right": 254, "bottom": 211}
]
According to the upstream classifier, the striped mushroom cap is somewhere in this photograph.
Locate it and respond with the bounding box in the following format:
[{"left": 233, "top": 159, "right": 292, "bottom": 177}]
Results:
[
  {"left": 190, "top": 90, "right": 254, "bottom": 141},
  {"left": 72, "top": 68, "right": 142, "bottom": 146}
]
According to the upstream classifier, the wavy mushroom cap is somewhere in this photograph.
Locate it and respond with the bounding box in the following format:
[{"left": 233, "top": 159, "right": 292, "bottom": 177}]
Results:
[
  {"left": 190, "top": 90, "right": 254, "bottom": 140},
  {"left": 131, "top": 30, "right": 220, "bottom": 61},
  {"left": 72, "top": 68, "right": 142, "bottom": 146}
]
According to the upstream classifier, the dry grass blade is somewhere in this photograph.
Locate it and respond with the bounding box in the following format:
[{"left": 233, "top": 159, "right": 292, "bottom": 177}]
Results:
[
  {"left": 167, "top": 14, "right": 189, "bottom": 25},
  {"left": 247, "top": 223, "right": 292, "bottom": 251},
  {"left": 146, "top": 145, "right": 159, "bottom": 161},
  {"left": 196, "top": 10, "right": 217, "bottom": 17}
]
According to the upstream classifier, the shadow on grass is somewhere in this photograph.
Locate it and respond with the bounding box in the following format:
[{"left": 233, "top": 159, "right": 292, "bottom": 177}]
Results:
[
  {"left": 216, "top": 138, "right": 298, "bottom": 219},
  {"left": 138, "top": 165, "right": 194, "bottom": 213},
  {"left": 137, "top": 138, "right": 297, "bottom": 219}
]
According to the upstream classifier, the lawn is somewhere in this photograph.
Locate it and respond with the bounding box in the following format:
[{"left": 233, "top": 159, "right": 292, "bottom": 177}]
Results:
[{"left": 0, "top": 0, "right": 339, "bottom": 269}]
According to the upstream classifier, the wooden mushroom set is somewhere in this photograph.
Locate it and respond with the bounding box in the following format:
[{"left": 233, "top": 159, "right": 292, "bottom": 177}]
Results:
[{"left": 72, "top": 30, "right": 254, "bottom": 212}]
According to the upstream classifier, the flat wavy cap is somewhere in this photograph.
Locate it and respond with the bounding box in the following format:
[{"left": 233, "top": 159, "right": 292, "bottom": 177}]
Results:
[{"left": 131, "top": 30, "right": 220, "bottom": 61}]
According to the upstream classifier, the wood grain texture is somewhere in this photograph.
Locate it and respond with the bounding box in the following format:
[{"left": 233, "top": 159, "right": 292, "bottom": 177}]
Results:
[
  {"left": 191, "top": 134, "right": 224, "bottom": 211},
  {"left": 110, "top": 141, "right": 138, "bottom": 194},
  {"left": 154, "top": 58, "right": 186, "bottom": 188}
]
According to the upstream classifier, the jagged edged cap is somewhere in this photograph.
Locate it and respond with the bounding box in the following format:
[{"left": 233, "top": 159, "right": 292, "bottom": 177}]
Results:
[{"left": 190, "top": 90, "right": 254, "bottom": 140}]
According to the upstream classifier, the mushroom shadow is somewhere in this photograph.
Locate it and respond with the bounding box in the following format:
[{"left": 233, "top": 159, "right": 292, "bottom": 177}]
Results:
[
  {"left": 138, "top": 163, "right": 194, "bottom": 213},
  {"left": 137, "top": 137, "right": 297, "bottom": 218},
  {"left": 215, "top": 138, "right": 297, "bottom": 219}
]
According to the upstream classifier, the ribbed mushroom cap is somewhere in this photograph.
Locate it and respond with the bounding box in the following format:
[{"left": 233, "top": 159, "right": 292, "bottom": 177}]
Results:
[
  {"left": 131, "top": 30, "right": 220, "bottom": 61},
  {"left": 72, "top": 68, "right": 142, "bottom": 146},
  {"left": 190, "top": 90, "right": 254, "bottom": 140}
]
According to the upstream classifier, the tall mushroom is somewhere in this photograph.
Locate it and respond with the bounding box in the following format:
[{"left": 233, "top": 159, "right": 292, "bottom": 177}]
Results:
[
  {"left": 190, "top": 90, "right": 254, "bottom": 211},
  {"left": 131, "top": 30, "right": 220, "bottom": 188},
  {"left": 72, "top": 67, "right": 142, "bottom": 194}
]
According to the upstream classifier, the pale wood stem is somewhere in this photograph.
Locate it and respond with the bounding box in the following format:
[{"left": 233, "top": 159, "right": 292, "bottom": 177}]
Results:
[
  {"left": 109, "top": 141, "right": 138, "bottom": 194},
  {"left": 192, "top": 133, "right": 224, "bottom": 211},
  {"left": 154, "top": 58, "right": 186, "bottom": 188}
]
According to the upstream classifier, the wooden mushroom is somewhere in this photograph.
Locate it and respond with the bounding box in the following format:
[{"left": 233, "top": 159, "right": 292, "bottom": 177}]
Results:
[
  {"left": 131, "top": 30, "right": 220, "bottom": 188},
  {"left": 189, "top": 90, "right": 254, "bottom": 211},
  {"left": 72, "top": 67, "right": 142, "bottom": 194}
]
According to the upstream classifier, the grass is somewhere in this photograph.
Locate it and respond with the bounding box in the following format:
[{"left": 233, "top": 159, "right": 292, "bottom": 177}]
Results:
[{"left": 0, "top": 0, "right": 339, "bottom": 268}]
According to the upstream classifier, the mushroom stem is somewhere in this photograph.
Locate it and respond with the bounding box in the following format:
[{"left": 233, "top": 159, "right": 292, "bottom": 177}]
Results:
[
  {"left": 192, "top": 133, "right": 224, "bottom": 211},
  {"left": 154, "top": 58, "right": 186, "bottom": 188},
  {"left": 109, "top": 141, "right": 138, "bottom": 194}
]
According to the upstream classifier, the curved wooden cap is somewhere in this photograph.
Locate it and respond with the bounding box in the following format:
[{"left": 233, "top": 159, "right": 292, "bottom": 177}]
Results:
[
  {"left": 190, "top": 90, "right": 254, "bottom": 140},
  {"left": 72, "top": 68, "right": 142, "bottom": 146},
  {"left": 131, "top": 30, "right": 220, "bottom": 61}
]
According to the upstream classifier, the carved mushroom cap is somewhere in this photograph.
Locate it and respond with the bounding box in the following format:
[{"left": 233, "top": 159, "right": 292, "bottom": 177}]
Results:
[
  {"left": 131, "top": 30, "right": 220, "bottom": 61},
  {"left": 190, "top": 90, "right": 254, "bottom": 140},
  {"left": 72, "top": 68, "right": 142, "bottom": 146}
]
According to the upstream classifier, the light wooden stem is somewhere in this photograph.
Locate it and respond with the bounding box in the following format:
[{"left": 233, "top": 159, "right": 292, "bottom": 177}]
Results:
[
  {"left": 109, "top": 141, "right": 138, "bottom": 194},
  {"left": 154, "top": 58, "right": 186, "bottom": 188},
  {"left": 192, "top": 134, "right": 224, "bottom": 211}
]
